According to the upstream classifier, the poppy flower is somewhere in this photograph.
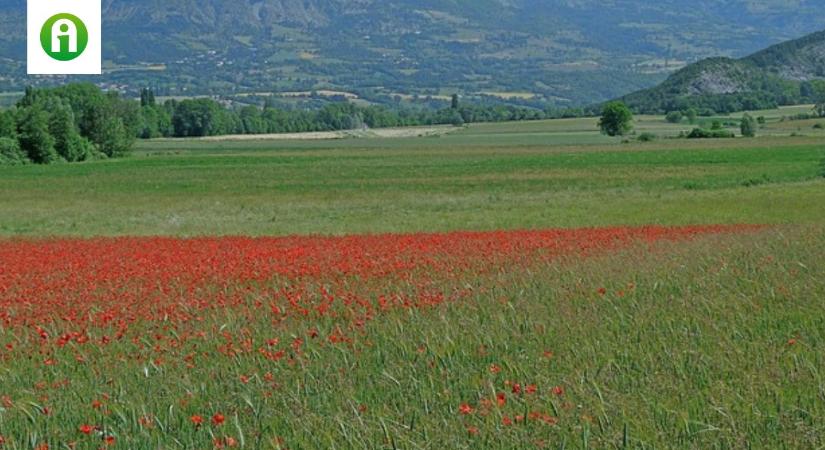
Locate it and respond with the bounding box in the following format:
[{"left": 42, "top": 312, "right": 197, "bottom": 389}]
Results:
[
  {"left": 458, "top": 403, "right": 474, "bottom": 415},
  {"left": 191, "top": 415, "right": 204, "bottom": 426},
  {"left": 79, "top": 424, "right": 94, "bottom": 434},
  {"left": 212, "top": 413, "right": 225, "bottom": 426}
]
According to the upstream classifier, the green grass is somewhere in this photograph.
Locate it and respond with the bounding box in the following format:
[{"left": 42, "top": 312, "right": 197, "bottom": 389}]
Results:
[{"left": 0, "top": 128, "right": 823, "bottom": 236}]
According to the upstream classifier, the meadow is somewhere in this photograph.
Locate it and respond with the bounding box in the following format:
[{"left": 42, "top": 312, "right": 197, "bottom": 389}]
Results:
[
  {"left": 1, "top": 109, "right": 825, "bottom": 237},
  {"left": 0, "top": 110, "right": 824, "bottom": 448}
]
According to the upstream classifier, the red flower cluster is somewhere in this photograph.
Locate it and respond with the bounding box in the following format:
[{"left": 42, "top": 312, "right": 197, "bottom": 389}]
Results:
[{"left": 0, "top": 226, "right": 754, "bottom": 364}]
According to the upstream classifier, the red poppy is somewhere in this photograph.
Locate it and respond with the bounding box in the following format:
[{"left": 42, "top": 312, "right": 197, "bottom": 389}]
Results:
[
  {"left": 458, "top": 403, "right": 474, "bottom": 415},
  {"left": 552, "top": 386, "right": 565, "bottom": 396},
  {"left": 191, "top": 415, "right": 204, "bottom": 426},
  {"left": 212, "top": 413, "right": 225, "bottom": 426},
  {"left": 496, "top": 392, "right": 506, "bottom": 407},
  {"left": 79, "top": 424, "right": 94, "bottom": 434}
]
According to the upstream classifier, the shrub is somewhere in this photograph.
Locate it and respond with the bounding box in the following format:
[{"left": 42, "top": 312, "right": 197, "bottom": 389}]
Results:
[
  {"left": 637, "top": 132, "right": 657, "bottom": 142},
  {"left": 687, "top": 128, "right": 735, "bottom": 139},
  {"left": 665, "top": 111, "right": 683, "bottom": 123}
]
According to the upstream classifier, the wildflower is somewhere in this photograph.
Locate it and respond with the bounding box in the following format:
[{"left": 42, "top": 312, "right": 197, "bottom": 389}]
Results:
[
  {"left": 212, "top": 413, "right": 225, "bottom": 426},
  {"left": 552, "top": 386, "right": 565, "bottom": 396},
  {"left": 459, "top": 403, "right": 474, "bottom": 415},
  {"left": 191, "top": 415, "right": 204, "bottom": 426},
  {"left": 79, "top": 424, "right": 94, "bottom": 434},
  {"left": 496, "top": 392, "right": 506, "bottom": 407},
  {"left": 489, "top": 364, "right": 501, "bottom": 374}
]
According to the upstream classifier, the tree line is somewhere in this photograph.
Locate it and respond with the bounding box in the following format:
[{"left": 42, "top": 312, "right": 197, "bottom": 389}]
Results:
[
  {"left": 1, "top": 84, "right": 137, "bottom": 165},
  {"left": 1, "top": 85, "right": 554, "bottom": 165},
  {"left": 137, "top": 91, "right": 548, "bottom": 138}
]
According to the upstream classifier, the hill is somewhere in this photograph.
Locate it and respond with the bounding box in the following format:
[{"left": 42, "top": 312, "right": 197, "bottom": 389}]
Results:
[
  {"left": 1, "top": 1, "right": 825, "bottom": 106},
  {"left": 618, "top": 29, "right": 825, "bottom": 114}
]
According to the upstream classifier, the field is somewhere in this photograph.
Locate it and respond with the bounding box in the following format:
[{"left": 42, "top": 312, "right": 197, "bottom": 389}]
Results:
[{"left": 1, "top": 111, "right": 825, "bottom": 448}]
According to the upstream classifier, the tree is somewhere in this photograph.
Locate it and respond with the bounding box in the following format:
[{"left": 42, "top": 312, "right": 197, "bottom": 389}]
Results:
[
  {"left": 16, "top": 106, "right": 57, "bottom": 164},
  {"left": 665, "top": 111, "right": 683, "bottom": 123},
  {"left": 0, "top": 109, "right": 16, "bottom": 139},
  {"left": 740, "top": 113, "right": 757, "bottom": 137},
  {"left": 815, "top": 100, "right": 825, "bottom": 118},
  {"left": 172, "top": 99, "right": 229, "bottom": 137},
  {"left": 0, "top": 137, "right": 27, "bottom": 165},
  {"left": 449, "top": 110, "right": 465, "bottom": 127},
  {"left": 598, "top": 101, "right": 633, "bottom": 137},
  {"left": 95, "top": 115, "right": 132, "bottom": 158},
  {"left": 138, "top": 105, "right": 173, "bottom": 138},
  {"left": 140, "top": 88, "right": 156, "bottom": 107},
  {"left": 685, "top": 108, "right": 698, "bottom": 124},
  {"left": 451, "top": 94, "right": 460, "bottom": 110},
  {"left": 48, "top": 100, "right": 95, "bottom": 161}
]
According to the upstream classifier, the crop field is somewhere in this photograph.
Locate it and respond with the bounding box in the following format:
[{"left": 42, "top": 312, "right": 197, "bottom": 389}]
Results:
[{"left": 1, "top": 113, "right": 825, "bottom": 448}]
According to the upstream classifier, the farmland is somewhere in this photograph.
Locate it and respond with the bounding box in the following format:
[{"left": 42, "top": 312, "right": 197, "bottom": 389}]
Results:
[{"left": 1, "top": 111, "right": 825, "bottom": 448}]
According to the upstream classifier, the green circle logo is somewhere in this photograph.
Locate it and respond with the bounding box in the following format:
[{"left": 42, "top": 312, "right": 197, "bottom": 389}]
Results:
[{"left": 40, "top": 13, "right": 89, "bottom": 61}]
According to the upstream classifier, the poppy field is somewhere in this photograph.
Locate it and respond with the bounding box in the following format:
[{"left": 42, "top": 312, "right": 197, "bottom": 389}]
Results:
[
  {"left": 1, "top": 124, "right": 824, "bottom": 448},
  {"left": 0, "top": 223, "right": 824, "bottom": 448}
]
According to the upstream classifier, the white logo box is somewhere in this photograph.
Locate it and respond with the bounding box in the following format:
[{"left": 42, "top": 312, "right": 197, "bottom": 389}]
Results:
[{"left": 27, "top": 0, "right": 101, "bottom": 75}]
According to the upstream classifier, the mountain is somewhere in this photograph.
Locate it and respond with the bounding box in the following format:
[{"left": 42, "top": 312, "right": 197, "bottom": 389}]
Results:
[
  {"left": 618, "top": 29, "right": 825, "bottom": 114},
  {"left": 2, "top": 0, "right": 825, "bottom": 107}
]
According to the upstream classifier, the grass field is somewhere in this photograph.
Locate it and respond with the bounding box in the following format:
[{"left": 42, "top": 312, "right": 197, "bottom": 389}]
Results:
[
  {"left": 1, "top": 111, "right": 824, "bottom": 448},
  {"left": 1, "top": 115, "right": 824, "bottom": 237}
]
